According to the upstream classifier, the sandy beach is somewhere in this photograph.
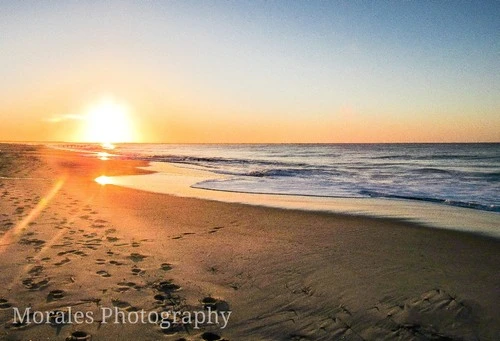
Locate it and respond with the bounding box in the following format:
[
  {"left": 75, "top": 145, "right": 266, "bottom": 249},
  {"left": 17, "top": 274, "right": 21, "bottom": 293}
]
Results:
[{"left": 0, "top": 143, "right": 499, "bottom": 341}]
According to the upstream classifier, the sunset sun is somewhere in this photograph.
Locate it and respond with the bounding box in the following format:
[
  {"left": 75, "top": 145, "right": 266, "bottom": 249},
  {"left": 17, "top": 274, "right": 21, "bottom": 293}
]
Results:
[{"left": 83, "top": 99, "right": 134, "bottom": 144}]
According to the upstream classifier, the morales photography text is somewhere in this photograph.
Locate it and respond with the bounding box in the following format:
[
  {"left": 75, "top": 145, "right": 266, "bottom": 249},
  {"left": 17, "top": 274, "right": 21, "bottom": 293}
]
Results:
[{"left": 13, "top": 306, "right": 231, "bottom": 330}]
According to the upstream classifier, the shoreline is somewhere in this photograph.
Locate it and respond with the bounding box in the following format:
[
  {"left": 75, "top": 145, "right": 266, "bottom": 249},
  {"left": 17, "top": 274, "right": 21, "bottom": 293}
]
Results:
[
  {"left": 1, "top": 144, "right": 499, "bottom": 340},
  {"left": 107, "top": 161, "right": 500, "bottom": 240}
]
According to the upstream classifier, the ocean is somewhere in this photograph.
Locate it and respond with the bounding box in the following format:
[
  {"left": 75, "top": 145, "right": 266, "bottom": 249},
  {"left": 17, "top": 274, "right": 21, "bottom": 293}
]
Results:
[{"left": 60, "top": 143, "right": 500, "bottom": 213}]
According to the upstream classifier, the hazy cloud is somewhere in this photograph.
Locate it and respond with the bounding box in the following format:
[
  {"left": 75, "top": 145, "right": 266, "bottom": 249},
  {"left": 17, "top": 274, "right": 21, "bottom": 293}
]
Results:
[{"left": 44, "top": 114, "right": 86, "bottom": 123}]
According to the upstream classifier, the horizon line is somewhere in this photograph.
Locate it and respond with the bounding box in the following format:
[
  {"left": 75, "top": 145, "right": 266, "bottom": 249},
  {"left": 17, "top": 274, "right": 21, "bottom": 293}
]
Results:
[{"left": 1, "top": 140, "right": 499, "bottom": 145}]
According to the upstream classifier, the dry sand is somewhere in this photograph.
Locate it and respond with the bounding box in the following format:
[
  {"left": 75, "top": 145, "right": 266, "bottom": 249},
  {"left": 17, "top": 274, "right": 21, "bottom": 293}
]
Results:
[{"left": 0, "top": 144, "right": 499, "bottom": 340}]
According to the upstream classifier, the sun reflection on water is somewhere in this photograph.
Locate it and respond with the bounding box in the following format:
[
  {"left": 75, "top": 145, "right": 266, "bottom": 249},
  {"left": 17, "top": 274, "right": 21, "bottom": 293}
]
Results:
[
  {"left": 97, "top": 152, "right": 111, "bottom": 161},
  {"left": 95, "top": 175, "right": 112, "bottom": 185}
]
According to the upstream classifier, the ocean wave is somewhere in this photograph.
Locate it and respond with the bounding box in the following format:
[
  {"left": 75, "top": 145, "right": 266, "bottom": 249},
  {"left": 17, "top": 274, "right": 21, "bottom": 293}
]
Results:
[
  {"left": 372, "top": 154, "right": 500, "bottom": 161},
  {"left": 409, "top": 168, "right": 500, "bottom": 181},
  {"left": 51, "top": 143, "right": 500, "bottom": 213},
  {"left": 245, "top": 168, "right": 329, "bottom": 178},
  {"left": 358, "top": 190, "right": 500, "bottom": 212},
  {"left": 412, "top": 168, "right": 454, "bottom": 175},
  {"left": 143, "top": 154, "right": 311, "bottom": 169}
]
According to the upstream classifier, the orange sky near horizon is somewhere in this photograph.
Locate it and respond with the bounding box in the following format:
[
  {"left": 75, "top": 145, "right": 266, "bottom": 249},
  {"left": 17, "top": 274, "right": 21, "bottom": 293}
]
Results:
[
  {"left": 2, "top": 104, "right": 497, "bottom": 143},
  {"left": 1, "top": 2, "right": 499, "bottom": 143}
]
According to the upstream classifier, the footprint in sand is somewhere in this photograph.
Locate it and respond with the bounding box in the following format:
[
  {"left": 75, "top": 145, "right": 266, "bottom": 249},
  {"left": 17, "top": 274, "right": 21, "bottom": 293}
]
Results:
[
  {"left": 57, "top": 250, "right": 88, "bottom": 257},
  {"left": 112, "top": 299, "right": 137, "bottom": 312},
  {"left": 84, "top": 242, "right": 101, "bottom": 250},
  {"left": 154, "top": 280, "right": 181, "bottom": 294},
  {"left": 57, "top": 249, "right": 75, "bottom": 256},
  {"left": 208, "top": 226, "right": 224, "bottom": 234},
  {"left": 51, "top": 242, "right": 72, "bottom": 249},
  {"left": 161, "top": 263, "right": 173, "bottom": 271},
  {"left": 0, "top": 298, "right": 13, "bottom": 309},
  {"left": 113, "top": 286, "right": 130, "bottom": 293},
  {"left": 201, "top": 297, "right": 230, "bottom": 311},
  {"left": 115, "top": 281, "right": 142, "bottom": 292},
  {"left": 131, "top": 267, "right": 145, "bottom": 276},
  {"left": 128, "top": 253, "right": 148, "bottom": 262},
  {"left": 22, "top": 277, "right": 50, "bottom": 290},
  {"left": 91, "top": 219, "right": 107, "bottom": 228},
  {"left": 201, "top": 296, "right": 217, "bottom": 310},
  {"left": 96, "top": 270, "right": 111, "bottom": 278},
  {"left": 54, "top": 258, "right": 71, "bottom": 266},
  {"left": 18, "top": 238, "right": 45, "bottom": 248},
  {"left": 68, "top": 331, "right": 92, "bottom": 341},
  {"left": 28, "top": 265, "right": 44, "bottom": 276},
  {"left": 154, "top": 294, "right": 167, "bottom": 303},
  {"left": 47, "top": 289, "right": 65, "bottom": 301},
  {"left": 95, "top": 259, "right": 106, "bottom": 265},
  {"left": 5, "top": 315, "right": 33, "bottom": 330},
  {"left": 201, "top": 332, "right": 223, "bottom": 341},
  {"left": 109, "top": 260, "right": 125, "bottom": 266}
]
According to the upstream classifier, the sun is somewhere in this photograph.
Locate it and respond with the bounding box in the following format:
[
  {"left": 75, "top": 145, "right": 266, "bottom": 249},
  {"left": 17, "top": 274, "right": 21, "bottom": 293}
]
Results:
[{"left": 83, "top": 98, "right": 134, "bottom": 144}]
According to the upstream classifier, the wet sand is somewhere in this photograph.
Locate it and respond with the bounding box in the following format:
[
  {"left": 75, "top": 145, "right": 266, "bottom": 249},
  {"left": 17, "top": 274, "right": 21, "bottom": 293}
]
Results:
[{"left": 0, "top": 144, "right": 499, "bottom": 340}]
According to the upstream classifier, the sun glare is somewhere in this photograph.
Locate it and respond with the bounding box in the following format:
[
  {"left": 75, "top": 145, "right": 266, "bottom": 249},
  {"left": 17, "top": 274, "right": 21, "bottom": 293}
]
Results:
[
  {"left": 83, "top": 99, "right": 134, "bottom": 144},
  {"left": 97, "top": 152, "right": 111, "bottom": 160},
  {"left": 95, "top": 175, "right": 113, "bottom": 185}
]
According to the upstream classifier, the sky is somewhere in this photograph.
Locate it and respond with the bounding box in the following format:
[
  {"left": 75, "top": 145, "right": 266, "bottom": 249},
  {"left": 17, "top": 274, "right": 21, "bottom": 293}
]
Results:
[{"left": 0, "top": 0, "right": 499, "bottom": 143}]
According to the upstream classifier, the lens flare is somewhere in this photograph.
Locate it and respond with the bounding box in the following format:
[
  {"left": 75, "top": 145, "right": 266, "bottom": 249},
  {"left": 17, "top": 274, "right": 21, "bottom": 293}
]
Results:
[{"left": 0, "top": 178, "right": 65, "bottom": 252}]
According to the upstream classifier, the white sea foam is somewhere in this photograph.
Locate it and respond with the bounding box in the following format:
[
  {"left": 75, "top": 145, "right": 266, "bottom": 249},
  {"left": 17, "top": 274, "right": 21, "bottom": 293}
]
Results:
[{"left": 108, "top": 162, "right": 500, "bottom": 239}]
